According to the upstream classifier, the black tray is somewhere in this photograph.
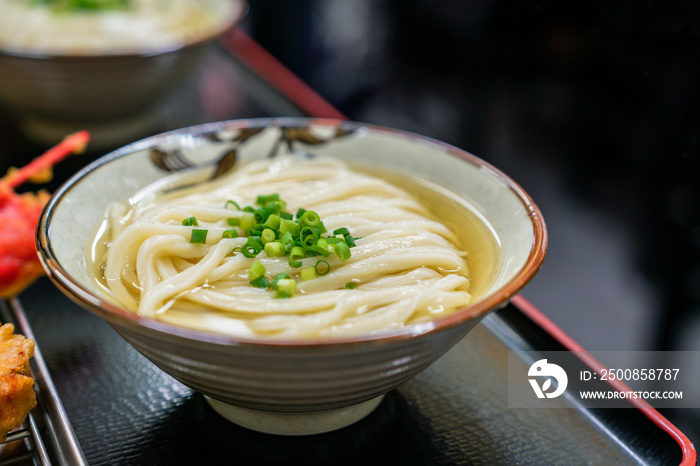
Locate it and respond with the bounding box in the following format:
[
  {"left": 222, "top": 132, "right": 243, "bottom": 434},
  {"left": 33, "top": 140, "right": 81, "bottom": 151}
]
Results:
[{"left": 5, "top": 278, "right": 691, "bottom": 465}]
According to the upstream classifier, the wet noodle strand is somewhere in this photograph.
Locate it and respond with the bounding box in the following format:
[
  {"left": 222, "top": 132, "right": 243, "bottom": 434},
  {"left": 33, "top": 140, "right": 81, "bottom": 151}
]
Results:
[{"left": 97, "top": 156, "right": 471, "bottom": 338}]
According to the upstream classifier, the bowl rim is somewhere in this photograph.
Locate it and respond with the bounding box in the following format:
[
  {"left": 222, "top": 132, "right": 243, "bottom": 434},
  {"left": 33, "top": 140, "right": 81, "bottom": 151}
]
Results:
[
  {"left": 37, "top": 117, "right": 547, "bottom": 348},
  {"left": 0, "top": 0, "right": 248, "bottom": 60}
]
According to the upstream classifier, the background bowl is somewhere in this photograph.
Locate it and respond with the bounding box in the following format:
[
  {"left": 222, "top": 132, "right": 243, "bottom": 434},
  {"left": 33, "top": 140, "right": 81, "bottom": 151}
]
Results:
[
  {"left": 37, "top": 118, "right": 546, "bottom": 435},
  {"left": 0, "top": 0, "right": 246, "bottom": 148}
]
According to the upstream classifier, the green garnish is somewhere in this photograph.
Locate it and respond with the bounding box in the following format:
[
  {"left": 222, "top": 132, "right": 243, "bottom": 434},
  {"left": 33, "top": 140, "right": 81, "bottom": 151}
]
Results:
[
  {"left": 242, "top": 237, "right": 263, "bottom": 258},
  {"left": 250, "top": 276, "right": 270, "bottom": 288},
  {"left": 331, "top": 241, "right": 351, "bottom": 261},
  {"left": 248, "top": 260, "right": 266, "bottom": 281},
  {"left": 183, "top": 194, "right": 359, "bottom": 299},
  {"left": 263, "top": 241, "right": 285, "bottom": 258},
  {"left": 225, "top": 200, "right": 241, "bottom": 210},
  {"left": 300, "top": 266, "right": 316, "bottom": 281},
  {"left": 274, "top": 279, "right": 296, "bottom": 299},
  {"left": 271, "top": 273, "right": 291, "bottom": 290},
  {"left": 35, "top": 0, "right": 131, "bottom": 12},
  {"left": 189, "top": 229, "right": 207, "bottom": 244},
  {"left": 239, "top": 212, "right": 255, "bottom": 230},
  {"left": 315, "top": 260, "right": 330, "bottom": 276},
  {"left": 260, "top": 228, "right": 276, "bottom": 245},
  {"left": 289, "top": 246, "right": 305, "bottom": 268},
  {"left": 345, "top": 282, "right": 358, "bottom": 290}
]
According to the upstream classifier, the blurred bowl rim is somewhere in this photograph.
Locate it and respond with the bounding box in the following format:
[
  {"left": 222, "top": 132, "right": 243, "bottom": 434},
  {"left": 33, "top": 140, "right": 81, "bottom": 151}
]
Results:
[
  {"left": 37, "top": 117, "right": 547, "bottom": 348},
  {"left": 0, "top": 0, "right": 248, "bottom": 60}
]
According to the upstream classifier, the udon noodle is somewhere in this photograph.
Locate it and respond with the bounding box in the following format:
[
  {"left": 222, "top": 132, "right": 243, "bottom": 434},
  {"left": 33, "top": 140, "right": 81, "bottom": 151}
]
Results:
[{"left": 92, "top": 156, "right": 472, "bottom": 338}]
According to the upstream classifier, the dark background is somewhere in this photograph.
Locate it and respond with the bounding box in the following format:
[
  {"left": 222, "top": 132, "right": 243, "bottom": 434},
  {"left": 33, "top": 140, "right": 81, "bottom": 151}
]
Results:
[{"left": 244, "top": 0, "right": 700, "bottom": 441}]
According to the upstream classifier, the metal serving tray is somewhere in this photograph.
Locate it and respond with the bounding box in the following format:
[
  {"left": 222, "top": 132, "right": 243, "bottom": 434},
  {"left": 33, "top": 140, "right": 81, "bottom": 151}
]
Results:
[{"left": 0, "top": 300, "right": 86, "bottom": 466}]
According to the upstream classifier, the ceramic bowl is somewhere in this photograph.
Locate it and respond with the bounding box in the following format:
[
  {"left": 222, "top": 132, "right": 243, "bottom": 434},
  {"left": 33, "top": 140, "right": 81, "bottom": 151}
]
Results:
[
  {"left": 36, "top": 118, "right": 546, "bottom": 435},
  {"left": 0, "top": 0, "right": 246, "bottom": 148}
]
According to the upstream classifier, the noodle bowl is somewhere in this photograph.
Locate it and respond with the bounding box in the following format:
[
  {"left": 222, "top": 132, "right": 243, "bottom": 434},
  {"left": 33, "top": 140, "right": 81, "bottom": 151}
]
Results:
[
  {"left": 0, "top": 0, "right": 245, "bottom": 146},
  {"left": 91, "top": 156, "right": 478, "bottom": 338},
  {"left": 0, "top": 0, "right": 238, "bottom": 56},
  {"left": 37, "top": 119, "right": 546, "bottom": 433}
]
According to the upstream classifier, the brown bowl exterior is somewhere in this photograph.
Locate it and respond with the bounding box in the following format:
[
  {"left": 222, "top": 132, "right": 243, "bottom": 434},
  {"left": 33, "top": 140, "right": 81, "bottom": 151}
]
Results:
[
  {"left": 0, "top": 47, "right": 205, "bottom": 121},
  {"left": 0, "top": 0, "right": 247, "bottom": 146},
  {"left": 115, "top": 312, "right": 482, "bottom": 412}
]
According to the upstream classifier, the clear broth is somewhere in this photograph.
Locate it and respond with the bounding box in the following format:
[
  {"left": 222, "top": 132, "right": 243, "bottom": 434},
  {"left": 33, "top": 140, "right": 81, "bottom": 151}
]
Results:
[
  {"left": 88, "top": 162, "right": 503, "bottom": 335},
  {"left": 359, "top": 166, "right": 503, "bottom": 303}
]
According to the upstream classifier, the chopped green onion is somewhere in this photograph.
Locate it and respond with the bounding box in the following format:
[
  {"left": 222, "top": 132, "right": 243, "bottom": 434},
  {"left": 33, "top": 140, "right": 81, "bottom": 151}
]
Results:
[
  {"left": 345, "top": 282, "right": 358, "bottom": 290},
  {"left": 189, "top": 229, "right": 207, "bottom": 244},
  {"left": 41, "top": 0, "right": 131, "bottom": 12},
  {"left": 307, "top": 245, "right": 330, "bottom": 257},
  {"left": 245, "top": 223, "right": 266, "bottom": 237},
  {"left": 315, "top": 259, "right": 330, "bottom": 275},
  {"left": 182, "top": 216, "right": 198, "bottom": 226},
  {"left": 332, "top": 241, "right": 351, "bottom": 261},
  {"left": 264, "top": 214, "right": 281, "bottom": 230},
  {"left": 261, "top": 228, "right": 276, "bottom": 244},
  {"left": 280, "top": 231, "right": 294, "bottom": 253},
  {"left": 299, "top": 210, "right": 321, "bottom": 228},
  {"left": 300, "top": 226, "right": 320, "bottom": 249},
  {"left": 264, "top": 200, "right": 286, "bottom": 215},
  {"left": 225, "top": 200, "right": 241, "bottom": 210},
  {"left": 279, "top": 218, "right": 301, "bottom": 236},
  {"left": 242, "top": 237, "right": 263, "bottom": 258},
  {"left": 271, "top": 272, "right": 291, "bottom": 290},
  {"left": 252, "top": 210, "right": 265, "bottom": 223},
  {"left": 216, "top": 193, "right": 357, "bottom": 299},
  {"left": 289, "top": 246, "right": 305, "bottom": 268},
  {"left": 315, "top": 238, "right": 333, "bottom": 255},
  {"left": 300, "top": 267, "right": 317, "bottom": 281},
  {"left": 345, "top": 235, "right": 358, "bottom": 248},
  {"left": 250, "top": 276, "right": 270, "bottom": 288},
  {"left": 248, "top": 260, "right": 266, "bottom": 281},
  {"left": 275, "top": 278, "right": 296, "bottom": 298},
  {"left": 239, "top": 212, "right": 255, "bottom": 230},
  {"left": 256, "top": 193, "right": 280, "bottom": 205},
  {"left": 264, "top": 241, "right": 285, "bottom": 257}
]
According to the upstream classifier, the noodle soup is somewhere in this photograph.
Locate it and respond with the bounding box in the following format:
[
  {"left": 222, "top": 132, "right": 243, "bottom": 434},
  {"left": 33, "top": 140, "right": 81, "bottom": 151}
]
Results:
[
  {"left": 0, "top": 0, "right": 237, "bottom": 56},
  {"left": 88, "top": 156, "right": 502, "bottom": 339},
  {"left": 38, "top": 118, "right": 545, "bottom": 430}
]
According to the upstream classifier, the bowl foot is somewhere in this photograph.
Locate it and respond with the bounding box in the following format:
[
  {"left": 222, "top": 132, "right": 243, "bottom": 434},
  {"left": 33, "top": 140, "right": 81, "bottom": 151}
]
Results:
[{"left": 205, "top": 395, "right": 385, "bottom": 435}]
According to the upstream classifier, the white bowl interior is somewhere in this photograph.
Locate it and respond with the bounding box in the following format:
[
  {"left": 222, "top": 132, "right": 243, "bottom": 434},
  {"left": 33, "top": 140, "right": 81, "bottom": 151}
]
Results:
[{"left": 45, "top": 120, "right": 540, "bottom": 327}]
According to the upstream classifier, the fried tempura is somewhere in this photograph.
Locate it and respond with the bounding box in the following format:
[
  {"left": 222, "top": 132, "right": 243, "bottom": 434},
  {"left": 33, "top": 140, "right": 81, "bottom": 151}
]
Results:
[{"left": 0, "top": 323, "right": 36, "bottom": 443}]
